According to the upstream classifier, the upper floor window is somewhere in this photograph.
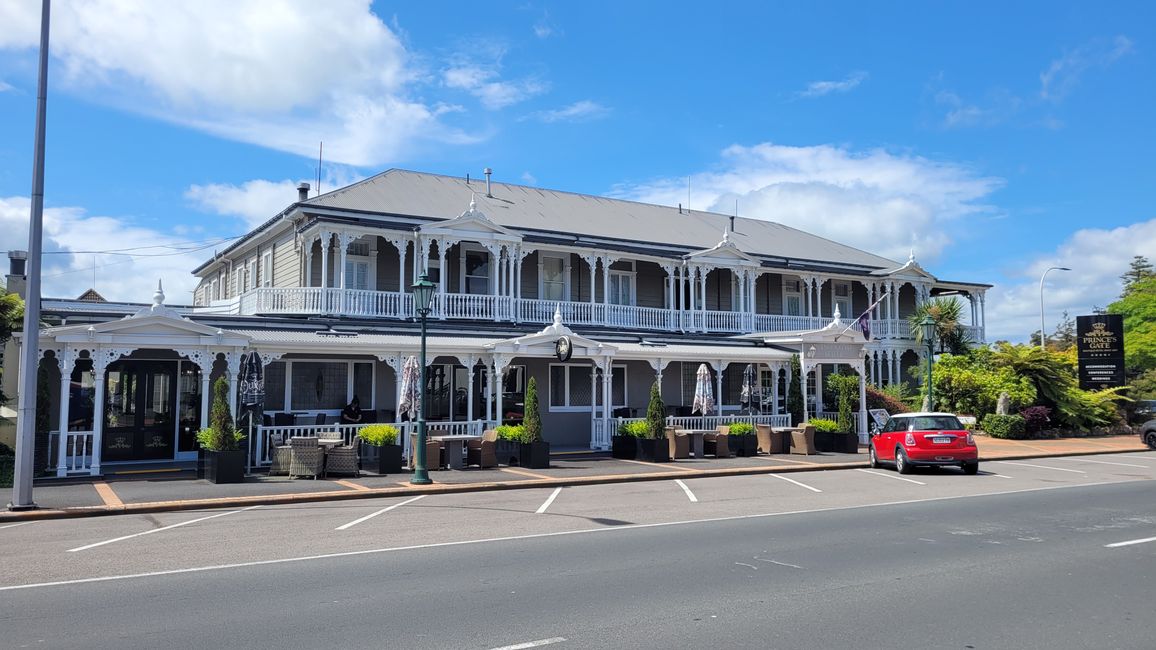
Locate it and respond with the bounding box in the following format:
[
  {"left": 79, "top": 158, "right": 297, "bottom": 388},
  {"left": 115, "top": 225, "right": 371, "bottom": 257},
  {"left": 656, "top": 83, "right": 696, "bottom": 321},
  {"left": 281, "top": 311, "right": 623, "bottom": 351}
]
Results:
[
  {"left": 462, "top": 246, "right": 491, "bottom": 295},
  {"left": 344, "top": 260, "right": 370, "bottom": 290},
  {"left": 609, "top": 263, "right": 634, "bottom": 306},
  {"left": 833, "top": 281, "right": 852, "bottom": 318},
  {"left": 540, "top": 254, "right": 568, "bottom": 301},
  {"left": 783, "top": 277, "right": 802, "bottom": 316},
  {"left": 261, "top": 252, "right": 273, "bottom": 288}
]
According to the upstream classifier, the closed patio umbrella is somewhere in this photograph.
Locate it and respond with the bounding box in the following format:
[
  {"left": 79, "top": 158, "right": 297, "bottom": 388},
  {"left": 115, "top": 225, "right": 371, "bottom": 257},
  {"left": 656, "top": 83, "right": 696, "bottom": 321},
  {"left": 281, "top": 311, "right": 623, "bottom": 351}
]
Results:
[
  {"left": 239, "top": 351, "right": 265, "bottom": 407},
  {"left": 740, "top": 363, "right": 760, "bottom": 414},
  {"left": 397, "top": 355, "right": 420, "bottom": 421},
  {"left": 692, "top": 363, "right": 715, "bottom": 415}
]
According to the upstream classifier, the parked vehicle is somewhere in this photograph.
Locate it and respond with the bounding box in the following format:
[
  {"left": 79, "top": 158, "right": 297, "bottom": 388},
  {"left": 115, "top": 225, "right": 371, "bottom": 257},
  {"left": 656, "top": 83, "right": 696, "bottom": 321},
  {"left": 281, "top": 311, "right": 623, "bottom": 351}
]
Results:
[
  {"left": 869, "top": 412, "right": 979, "bottom": 475},
  {"left": 1140, "top": 419, "right": 1156, "bottom": 450}
]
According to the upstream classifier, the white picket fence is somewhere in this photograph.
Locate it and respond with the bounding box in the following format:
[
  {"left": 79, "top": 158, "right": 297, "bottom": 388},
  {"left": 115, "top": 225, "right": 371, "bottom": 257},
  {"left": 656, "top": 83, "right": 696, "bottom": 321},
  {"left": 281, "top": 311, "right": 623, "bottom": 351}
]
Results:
[
  {"left": 610, "top": 413, "right": 792, "bottom": 435},
  {"left": 249, "top": 420, "right": 487, "bottom": 470}
]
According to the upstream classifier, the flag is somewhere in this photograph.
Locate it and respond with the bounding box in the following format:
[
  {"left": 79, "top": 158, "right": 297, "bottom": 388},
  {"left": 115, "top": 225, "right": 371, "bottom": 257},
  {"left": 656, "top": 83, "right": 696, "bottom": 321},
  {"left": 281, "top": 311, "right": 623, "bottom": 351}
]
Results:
[{"left": 857, "top": 312, "right": 871, "bottom": 340}]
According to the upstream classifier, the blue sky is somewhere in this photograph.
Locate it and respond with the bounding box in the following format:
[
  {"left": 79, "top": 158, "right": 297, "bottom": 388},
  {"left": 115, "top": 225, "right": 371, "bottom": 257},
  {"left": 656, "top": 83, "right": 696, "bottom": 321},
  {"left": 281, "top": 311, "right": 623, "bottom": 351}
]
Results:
[{"left": 0, "top": 1, "right": 1152, "bottom": 343}]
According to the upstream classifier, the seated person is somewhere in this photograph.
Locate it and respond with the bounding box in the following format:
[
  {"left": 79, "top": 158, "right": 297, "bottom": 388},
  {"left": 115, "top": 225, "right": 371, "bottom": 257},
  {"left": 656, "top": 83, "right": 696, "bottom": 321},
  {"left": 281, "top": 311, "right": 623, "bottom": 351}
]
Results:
[{"left": 340, "top": 396, "right": 364, "bottom": 424}]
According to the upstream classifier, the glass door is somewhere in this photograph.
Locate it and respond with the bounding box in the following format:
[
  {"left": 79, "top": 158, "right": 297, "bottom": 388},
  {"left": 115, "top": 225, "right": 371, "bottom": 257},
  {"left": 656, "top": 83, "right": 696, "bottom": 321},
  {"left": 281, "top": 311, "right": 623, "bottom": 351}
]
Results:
[{"left": 103, "top": 361, "right": 178, "bottom": 462}]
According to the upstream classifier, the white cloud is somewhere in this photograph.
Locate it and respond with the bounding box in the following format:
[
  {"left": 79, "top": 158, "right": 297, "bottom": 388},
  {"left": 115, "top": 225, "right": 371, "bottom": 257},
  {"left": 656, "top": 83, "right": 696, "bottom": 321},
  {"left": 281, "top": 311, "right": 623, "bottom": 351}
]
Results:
[
  {"left": 613, "top": 142, "right": 1003, "bottom": 263},
  {"left": 984, "top": 218, "right": 1156, "bottom": 343},
  {"left": 1040, "top": 35, "right": 1133, "bottom": 101},
  {"left": 796, "top": 71, "right": 867, "bottom": 98},
  {"left": 185, "top": 169, "right": 367, "bottom": 228},
  {"left": 523, "top": 100, "right": 610, "bottom": 123},
  {"left": 443, "top": 60, "right": 547, "bottom": 110},
  {"left": 0, "top": 79, "right": 12, "bottom": 93},
  {"left": 0, "top": 0, "right": 476, "bottom": 166},
  {"left": 0, "top": 196, "right": 214, "bottom": 303},
  {"left": 520, "top": 171, "right": 538, "bottom": 185},
  {"left": 532, "top": 10, "right": 558, "bottom": 39}
]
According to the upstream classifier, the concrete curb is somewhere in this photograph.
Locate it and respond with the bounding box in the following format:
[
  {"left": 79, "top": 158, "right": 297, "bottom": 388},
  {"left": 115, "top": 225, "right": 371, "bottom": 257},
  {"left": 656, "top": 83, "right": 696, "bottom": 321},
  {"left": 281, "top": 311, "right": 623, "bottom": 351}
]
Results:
[{"left": 0, "top": 446, "right": 1147, "bottom": 523}]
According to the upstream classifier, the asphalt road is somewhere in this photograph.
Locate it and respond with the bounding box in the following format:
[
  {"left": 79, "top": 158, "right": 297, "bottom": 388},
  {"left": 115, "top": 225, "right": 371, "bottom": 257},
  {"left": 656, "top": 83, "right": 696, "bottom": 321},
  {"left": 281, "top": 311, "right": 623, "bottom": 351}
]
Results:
[{"left": 3, "top": 453, "right": 1155, "bottom": 649}]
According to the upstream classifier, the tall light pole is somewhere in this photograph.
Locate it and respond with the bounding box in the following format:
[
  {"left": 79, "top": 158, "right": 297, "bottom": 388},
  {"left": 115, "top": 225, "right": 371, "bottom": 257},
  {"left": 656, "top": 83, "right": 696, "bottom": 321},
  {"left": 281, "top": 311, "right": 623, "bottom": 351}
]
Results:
[
  {"left": 10, "top": 0, "right": 51, "bottom": 511},
  {"left": 920, "top": 315, "right": 936, "bottom": 412},
  {"left": 410, "top": 273, "right": 436, "bottom": 485},
  {"left": 1039, "top": 266, "right": 1071, "bottom": 352}
]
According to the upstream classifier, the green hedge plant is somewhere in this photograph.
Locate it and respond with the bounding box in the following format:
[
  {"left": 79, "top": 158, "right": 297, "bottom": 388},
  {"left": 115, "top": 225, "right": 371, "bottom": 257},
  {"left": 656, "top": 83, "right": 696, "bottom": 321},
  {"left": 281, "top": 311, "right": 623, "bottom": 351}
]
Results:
[
  {"left": 357, "top": 424, "right": 399, "bottom": 446},
  {"left": 197, "top": 377, "right": 244, "bottom": 451},
  {"left": 727, "top": 421, "right": 755, "bottom": 435},
  {"left": 981, "top": 413, "right": 1027, "bottom": 439},
  {"left": 617, "top": 420, "right": 650, "bottom": 438},
  {"left": 808, "top": 417, "right": 840, "bottom": 433},
  {"left": 496, "top": 424, "right": 530, "bottom": 443},
  {"left": 645, "top": 382, "right": 665, "bottom": 439}
]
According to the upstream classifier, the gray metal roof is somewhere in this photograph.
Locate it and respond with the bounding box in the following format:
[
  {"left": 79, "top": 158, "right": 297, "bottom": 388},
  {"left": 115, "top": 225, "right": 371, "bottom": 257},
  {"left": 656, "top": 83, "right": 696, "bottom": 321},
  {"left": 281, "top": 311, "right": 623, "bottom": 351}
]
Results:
[{"left": 303, "top": 169, "right": 903, "bottom": 270}]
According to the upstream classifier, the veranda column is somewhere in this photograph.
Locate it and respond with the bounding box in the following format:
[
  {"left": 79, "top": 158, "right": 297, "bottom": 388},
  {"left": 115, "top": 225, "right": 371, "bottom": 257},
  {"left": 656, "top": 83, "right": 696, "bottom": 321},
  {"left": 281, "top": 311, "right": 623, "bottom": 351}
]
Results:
[
  {"left": 799, "top": 352, "right": 809, "bottom": 424},
  {"left": 891, "top": 350, "right": 899, "bottom": 386},
  {"left": 89, "top": 352, "right": 113, "bottom": 476},
  {"left": 814, "top": 364, "right": 824, "bottom": 414},
  {"left": 54, "top": 350, "right": 72, "bottom": 477},
  {"left": 304, "top": 246, "right": 313, "bottom": 288},
  {"left": 699, "top": 267, "right": 708, "bottom": 327},
  {"left": 802, "top": 277, "right": 812, "bottom": 317},
  {"left": 226, "top": 352, "right": 242, "bottom": 424},
  {"left": 714, "top": 361, "right": 725, "bottom": 415},
  {"left": 857, "top": 364, "right": 868, "bottom": 439},
  {"left": 337, "top": 231, "right": 350, "bottom": 290},
  {"left": 319, "top": 230, "right": 331, "bottom": 289}
]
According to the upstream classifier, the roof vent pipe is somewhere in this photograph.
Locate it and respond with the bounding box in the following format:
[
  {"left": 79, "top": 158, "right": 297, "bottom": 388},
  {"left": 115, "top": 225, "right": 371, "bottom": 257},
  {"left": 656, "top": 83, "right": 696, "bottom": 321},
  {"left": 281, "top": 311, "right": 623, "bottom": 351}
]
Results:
[
  {"left": 297, "top": 182, "right": 311, "bottom": 201},
  {"left": 729, "top": 215, "right": 735, "bottom": 232},
  {"left": 484, "top": 167, "right": 493, "bottom": 198}
]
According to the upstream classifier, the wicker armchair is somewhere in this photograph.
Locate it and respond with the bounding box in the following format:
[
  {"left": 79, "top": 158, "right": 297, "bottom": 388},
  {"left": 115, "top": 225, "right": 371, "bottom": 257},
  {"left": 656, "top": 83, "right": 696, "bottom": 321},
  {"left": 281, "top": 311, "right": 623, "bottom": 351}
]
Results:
[
  {"left": 268, "top": 431, "right": 292, "bottom": 476},
  {"left": 466, "top": 429, "right": 498, "bottom": 468},
  {"left": 703, "top": 428, "right": 731, "bottom": 458},
  {"left": 790, "top": 425, "right": 818, "bottom": 455},
  {"left": 666, "top": 426, "right": 690, "bottom": 459},
  {"left": 756, "top": 424, "right": 787, "bottom": 454},
  {"left": 325, "top": 437, "right": 360, "bottom": 478},
  {"left": 408, "top": 433, "right": 443, "bottom": 470},
  {"left": 288, "top": 437, "right": 324, "bottom": 479}
]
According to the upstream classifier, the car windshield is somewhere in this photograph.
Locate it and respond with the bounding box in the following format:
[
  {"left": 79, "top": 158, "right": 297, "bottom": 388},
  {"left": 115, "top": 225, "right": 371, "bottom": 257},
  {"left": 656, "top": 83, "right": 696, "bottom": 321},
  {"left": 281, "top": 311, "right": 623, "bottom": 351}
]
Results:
[{"left": 896, "top": 416, "right": 964, "bottom": 431}]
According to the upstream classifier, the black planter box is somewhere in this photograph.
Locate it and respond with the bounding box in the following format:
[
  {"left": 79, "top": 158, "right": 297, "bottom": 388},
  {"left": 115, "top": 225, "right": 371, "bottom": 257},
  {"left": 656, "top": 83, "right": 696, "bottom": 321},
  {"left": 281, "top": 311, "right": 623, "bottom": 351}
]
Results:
[
  {"left": 635, "top": 438, "right": 670, "bottom": 463},
  {"left": 611, "top": 435, "right": 637, "bottom": 459},
  {"left": 375, "top": 444, "right": 403, "bottom": 474},
  {"left": 833, "top": 433, "right": 859, "bottom": 453},
  {"left": 496, "top": 439, "right": 521, "bottom": 466},
  {"left": 519, "top": 441, "right": 551, "bottom": 469},
  {"left": 196, "top": 448, "right": 206, "bottom": 479},
  {"left": 731, "top": 434, "right": 758, "bottom": 457},
  {"left": 205, "top": 449, "right": 246, "bottom": 484}
]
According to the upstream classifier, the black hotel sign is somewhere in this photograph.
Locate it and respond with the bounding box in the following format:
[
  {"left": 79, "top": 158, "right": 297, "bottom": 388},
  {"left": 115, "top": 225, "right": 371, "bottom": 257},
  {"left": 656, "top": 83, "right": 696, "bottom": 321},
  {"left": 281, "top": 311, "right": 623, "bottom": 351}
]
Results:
[{"left": 1076, "top": 314, "right": 1126, "bottom": 390}]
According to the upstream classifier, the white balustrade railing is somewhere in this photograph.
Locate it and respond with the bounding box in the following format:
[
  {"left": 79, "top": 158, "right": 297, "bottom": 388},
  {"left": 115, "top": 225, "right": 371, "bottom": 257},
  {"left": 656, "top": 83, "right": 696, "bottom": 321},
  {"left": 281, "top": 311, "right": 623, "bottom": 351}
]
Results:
[
  {"left": 50, "top": 430, "right": 95, "bottom": 476},
  {"left": 753, "top": 314, "right": 827, "bottom": 332},
  {"left": 701, "top": 309, "right": 745, "bottom": 333},
  {"left": 611, "top": 413, "right": 792, "bottom": 435},
  {"left": 250, "top": 420, "right": 487, "bottom": 469},
  {"left": 436, "top": 292, "right": 497, "bottom": 320},
  {"left": 590, "top": 418, "right": 610, "bottom": 450}
]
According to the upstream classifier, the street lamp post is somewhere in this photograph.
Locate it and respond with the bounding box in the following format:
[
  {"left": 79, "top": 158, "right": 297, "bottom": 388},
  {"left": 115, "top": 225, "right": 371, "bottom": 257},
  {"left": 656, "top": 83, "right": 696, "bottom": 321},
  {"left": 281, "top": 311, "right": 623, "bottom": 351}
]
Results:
[
  {"left": 410, "top": 273, "right": 437, "bottom": 486},
  {"left": 920, "top": 315, "right": 936, "bottom": 412},
  {"left": 1039, "top": 266, "right": 1071, "bottom": 352}
]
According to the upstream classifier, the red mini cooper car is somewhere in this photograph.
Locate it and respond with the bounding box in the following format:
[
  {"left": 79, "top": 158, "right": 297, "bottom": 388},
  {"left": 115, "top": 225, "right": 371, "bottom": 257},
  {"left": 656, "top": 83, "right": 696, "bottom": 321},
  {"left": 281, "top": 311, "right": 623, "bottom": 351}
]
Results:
[{"left": 869, "top": 412, "right": 979, "bottom": 475}]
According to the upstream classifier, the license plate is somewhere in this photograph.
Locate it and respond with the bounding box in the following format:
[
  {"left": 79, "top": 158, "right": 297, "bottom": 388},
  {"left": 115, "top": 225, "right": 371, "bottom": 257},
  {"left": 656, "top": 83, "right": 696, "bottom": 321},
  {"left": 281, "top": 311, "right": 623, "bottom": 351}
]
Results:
[{"left": 931, "top": 436, "right": 952, "bottom": 444}]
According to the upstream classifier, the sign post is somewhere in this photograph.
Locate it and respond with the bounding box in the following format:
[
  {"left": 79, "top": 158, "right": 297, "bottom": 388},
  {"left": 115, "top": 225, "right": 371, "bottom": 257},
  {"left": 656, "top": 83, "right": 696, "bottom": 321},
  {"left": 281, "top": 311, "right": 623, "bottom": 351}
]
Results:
[{"left": 1076, "top": 314, "right": 1126, "bottom": 390}]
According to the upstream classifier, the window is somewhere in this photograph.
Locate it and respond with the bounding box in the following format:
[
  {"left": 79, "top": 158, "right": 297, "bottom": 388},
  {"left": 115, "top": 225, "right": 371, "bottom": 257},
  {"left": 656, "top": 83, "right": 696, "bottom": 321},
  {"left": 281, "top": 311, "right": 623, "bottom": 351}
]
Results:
[
  {"left": 833, "top": 281, "right": 852, "bottom": 319},
  {"left": 352, "top": 362, "right": 373, "bottom": 404},
  {"left": 540, "top": 254, "right": 567, "bottom": 301},
  {"left": 247, "top": 259, "right": 256, "bottom": 291},
  {"left": 261, "top": 252, "right": 273, "bottom": 288},
  {"left": 344, "top": 260, "right": 370, "bottom": 290},
  {"left": 290, "top": 362, "right": 348, "bottom": 411},
  {"left": 462, "top": 247, "right": 491, "bottom": 295},
  {"left": 551, "top": 364, "right": 623, "bottom": 411},
  {"left": 209, "top": 279, "right": 218, "bottom": 301},
  {"left": 609, "top": 269, "right": 634, "bottom": 305},
  {"left": 783, "top": 277, "right": 802, "bottom": 316}
]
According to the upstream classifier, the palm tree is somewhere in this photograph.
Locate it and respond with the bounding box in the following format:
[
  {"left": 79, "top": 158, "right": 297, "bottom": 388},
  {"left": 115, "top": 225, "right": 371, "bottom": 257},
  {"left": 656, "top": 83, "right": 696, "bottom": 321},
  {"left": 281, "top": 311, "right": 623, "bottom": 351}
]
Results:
[{"left": 908, "top": 297, "right": 971, "bottom": 354}]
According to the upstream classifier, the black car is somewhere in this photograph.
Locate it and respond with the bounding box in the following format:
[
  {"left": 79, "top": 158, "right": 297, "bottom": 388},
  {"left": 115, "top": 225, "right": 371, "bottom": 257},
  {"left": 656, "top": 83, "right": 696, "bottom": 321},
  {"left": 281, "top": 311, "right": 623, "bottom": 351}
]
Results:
[{"left": 1141, "top": 419, "right": 1156, "bottom": 450}]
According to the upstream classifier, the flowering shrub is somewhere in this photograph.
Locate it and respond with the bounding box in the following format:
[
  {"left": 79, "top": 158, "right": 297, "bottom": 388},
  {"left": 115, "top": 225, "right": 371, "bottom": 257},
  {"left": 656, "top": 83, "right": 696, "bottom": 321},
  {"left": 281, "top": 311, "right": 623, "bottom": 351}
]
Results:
[{"left": 1019, "top": 406, "right": 1052, "bottom": 434}]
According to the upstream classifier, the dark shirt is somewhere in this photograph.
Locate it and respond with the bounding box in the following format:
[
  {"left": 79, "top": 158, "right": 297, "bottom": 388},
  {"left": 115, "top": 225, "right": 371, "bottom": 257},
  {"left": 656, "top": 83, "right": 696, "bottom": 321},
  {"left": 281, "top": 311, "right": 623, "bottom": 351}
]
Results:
[{"left": 341, "top": 404, "right": 363, "bottom": 424}]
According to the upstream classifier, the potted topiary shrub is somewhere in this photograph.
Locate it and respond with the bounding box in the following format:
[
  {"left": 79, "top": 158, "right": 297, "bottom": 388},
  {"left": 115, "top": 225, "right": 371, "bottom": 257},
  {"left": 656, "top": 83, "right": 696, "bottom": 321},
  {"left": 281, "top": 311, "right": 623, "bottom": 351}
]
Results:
[
  {"left": 614, "top": 420, "right": 643, "bottom": 458},
  {"left": 519, "top": 377, "right": 550, "bottom": 469},
  {"left": 726, "top": 421, "right": 758, "bottom": 456},
  {"left": 357, "top": 424, "right": 402, "bottom": 474},
  {"left": 826, "top": 373, "right": 862, "bottom": 453},
  {"left": 809, "top": 417, "right": 841, "bottom": 452},
  {"left": 196, "top": 377, "right": 246, "bottom": 484},
  {"left": 633, "top": 382, "right": 670, "bottom": 462}
]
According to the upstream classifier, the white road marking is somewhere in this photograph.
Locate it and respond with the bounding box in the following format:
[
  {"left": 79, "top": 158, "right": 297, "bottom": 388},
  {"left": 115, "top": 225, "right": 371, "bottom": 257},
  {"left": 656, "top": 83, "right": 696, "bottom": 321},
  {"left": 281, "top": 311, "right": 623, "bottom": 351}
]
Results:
[
  {"left": 1, "top": 481, "right": 1118, "bottom": 593},
  {"left": 1060, "top": 458, "right": 1150, "bottom": 469},
  {"left": 0, "top": 521, "right": 34, "bottom": 530},
  {"left": 1105, "top": 535, "right": 1156, "bottom": 549},
  {"left": 996, "top": 461, "right": 1086, "bottom": 474},
  {"left": 856, "top": 469, "right": 926, "bottom": 485},
  {"left": 67, "top": 506, "right": 261, "bottom": 552},
  {"left": 755, "top": 557, "right": 804, "bottom": 569},
  {"left": 674, "top": 479, "right": 698, "bottom": 502},
  {"left": 488, "top": 637, "right": 566, "bottom": 650},
  {"left": 768, "top": 473, "right": 822, "bottom": 493},
  {"left": 336, "top": 495, "right": 426, "bottom": 530},
  {"left": 535, "top": 488, "right": 562, "bottom": 514},
  {"left": 981, "top": 471, "right": 1014, "bottom": 479},
  {"left": 735, "top": 562, "right": 758, "bottom": 570}
]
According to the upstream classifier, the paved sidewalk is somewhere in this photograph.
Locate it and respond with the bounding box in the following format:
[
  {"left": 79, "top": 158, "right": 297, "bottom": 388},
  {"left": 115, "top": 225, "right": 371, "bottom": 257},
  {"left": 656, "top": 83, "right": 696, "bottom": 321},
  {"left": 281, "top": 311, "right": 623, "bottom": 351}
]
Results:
[{"left": 2, "top": 434, "right": 1148, "bottom": 522}]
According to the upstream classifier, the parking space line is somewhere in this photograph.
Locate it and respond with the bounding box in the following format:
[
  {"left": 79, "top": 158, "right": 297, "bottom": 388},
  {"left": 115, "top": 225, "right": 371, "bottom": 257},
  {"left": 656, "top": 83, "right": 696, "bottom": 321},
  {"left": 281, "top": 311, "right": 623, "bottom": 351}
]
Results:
[
  {"left": 501, "top": 467, "right": 553, "bottom": 480},
  {"left": 1059, "top": 458, "right": 1150, "bottom": 469},
  {"left": 334, "top": 480, "right": 372, "bottom": 491},
  {"left": 0, "top": 522, "right": 34, "bottom": 530},
  {"left": 856, "top": 469, "right": 926, "bottom": 485},
  {"left": 489, "top": 637, "right": 567, "bottom": 650},
  {"left": 673, "top": 479, "right": 698, "bottom": 502},
  {"left": 980, "top": 471, "right": 1014, "bottom": 479},
  {"left": 535, "top": 488, "right": 562, "bottom": 514},
  {"left": 1105, "top": 535, "right": 1156, "bottom": 549},
  {"left": 336, "top": 495, "right": 426, "bottom": 530},
  {"left": 618, "top": 459, "right": 698, "bottom": 472},
  {"left": 93, "top": 481, "right": 124, "bottom": 508},
  {"left": 768, "top": 473, "right": 822, "bottom": 493},
  {"left": 995, "top": 461, "right": 1086, "bottom": 474},
  {"left": 754, "top": 456, "right": 821, "bottom": 465},
  {"left": 68, "top": 506, "right": 261, "bottom": 552}
]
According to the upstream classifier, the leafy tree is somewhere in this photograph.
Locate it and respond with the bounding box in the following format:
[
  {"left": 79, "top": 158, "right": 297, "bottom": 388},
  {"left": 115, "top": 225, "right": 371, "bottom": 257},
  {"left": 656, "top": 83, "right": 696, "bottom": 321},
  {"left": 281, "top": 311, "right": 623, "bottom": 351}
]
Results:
[
  {"left": 1120, "top": 255, "right": 1155, "bottom": 295},
  {"left": 826, "top": 373, "right": 858, "bottom": 434},
  {"left": 0, "top": 290, "right": 24, "bottom": 405},
  {"left": 198, "top": 376, "right": 243, "bottom": 452},
  {"left": 1129, "top": 368, "right": 1156, "bottom": 400},
  {"left": 1107, "top": 276, "right": 1156, "bottom": 372},
  {"left": 908, "top": 297, "right": 971, "bottom": 355},
  {"left": 645, "top": 381, "right": 665, "bottom": 439},
  {"left": 523, "top": 376, "right": 542, "bottom": 442},
  {"left": 925, "top": 351, "right": 1036, "bottom": 419},
  {"left": 1051, "top": 311, "right": 1077, "bottom": 352},
  {"left": 787, "top": 354, "right": 803, "bottom": 425},
  {"left": 866, "top": 384, "right": 911, "bottom": 415},
  {"left": 990, "top": 342, "right": 1127, "bottom": 429}
]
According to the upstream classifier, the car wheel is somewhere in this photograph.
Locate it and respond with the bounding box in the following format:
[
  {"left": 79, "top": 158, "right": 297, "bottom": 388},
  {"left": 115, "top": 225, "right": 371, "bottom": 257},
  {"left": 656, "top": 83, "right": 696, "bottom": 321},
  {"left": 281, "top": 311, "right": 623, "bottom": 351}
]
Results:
[
  {"left": 1146, "top": 432, "right": 1156, "bottom": 450},
  {"left": 869, "top": 444, "right": 880, "bottom": 469},
  {"left": 962, "top": 462, "right": 979, "bottom": 475},
  {"left": 896, "top": 447, "right": 912, "bottom": 474}
]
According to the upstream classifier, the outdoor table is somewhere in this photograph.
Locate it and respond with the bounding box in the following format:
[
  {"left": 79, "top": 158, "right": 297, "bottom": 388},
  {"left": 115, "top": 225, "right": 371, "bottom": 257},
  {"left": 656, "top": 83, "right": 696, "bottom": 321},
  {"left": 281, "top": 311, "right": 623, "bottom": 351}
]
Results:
[
  {"left": 680, "top": 430, "right": 710, "bottom": 458},
  {"left": 429, "top": 434, "right": 480, "bottom": 470}
]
